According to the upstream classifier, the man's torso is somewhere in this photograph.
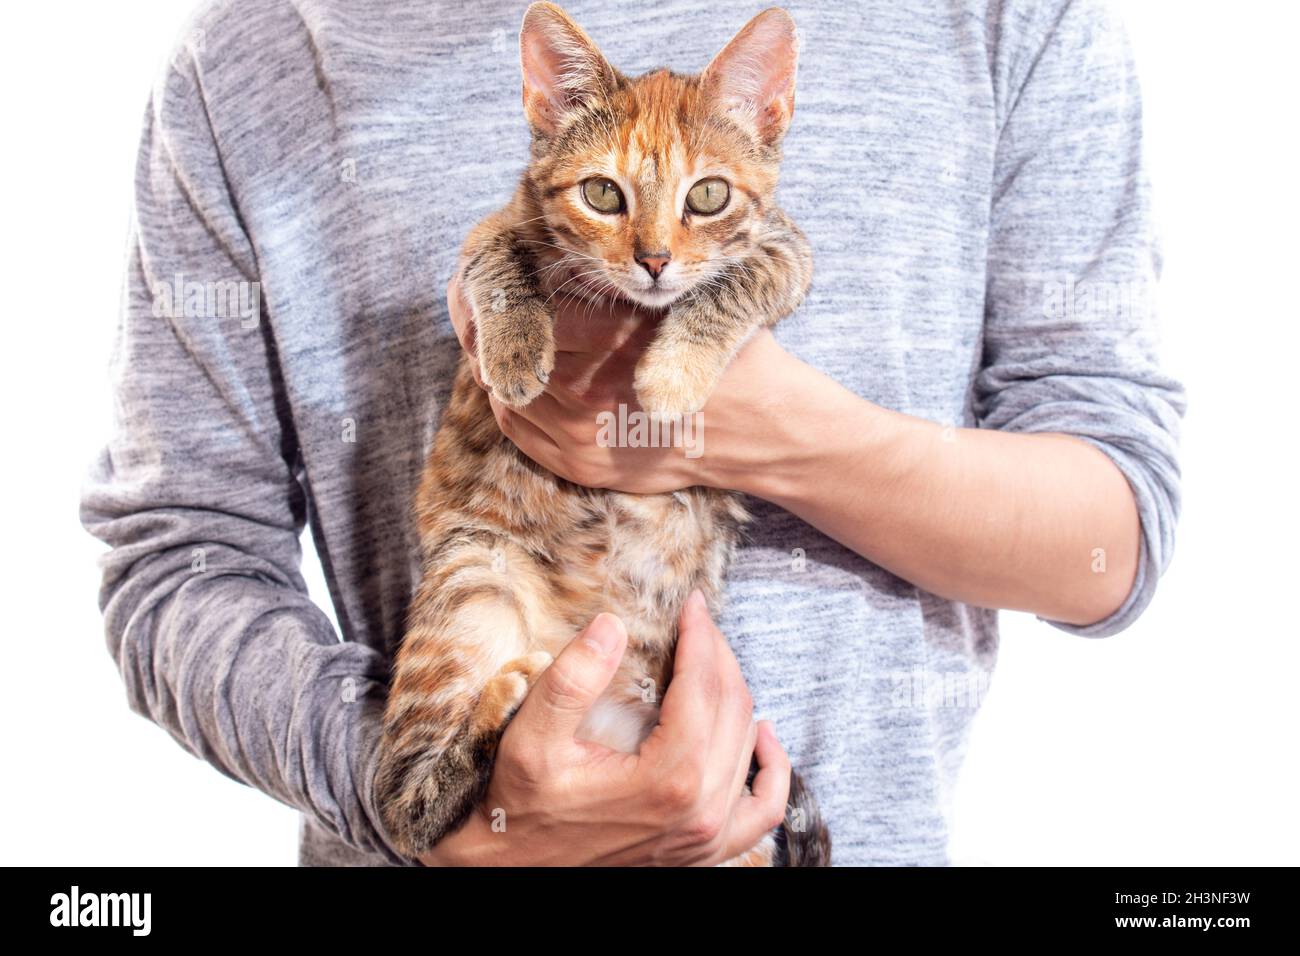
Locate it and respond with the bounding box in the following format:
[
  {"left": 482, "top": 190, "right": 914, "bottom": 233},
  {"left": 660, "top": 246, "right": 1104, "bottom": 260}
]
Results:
[{"left": 195, "top": 0, "right": 1011, "bottom": 864}]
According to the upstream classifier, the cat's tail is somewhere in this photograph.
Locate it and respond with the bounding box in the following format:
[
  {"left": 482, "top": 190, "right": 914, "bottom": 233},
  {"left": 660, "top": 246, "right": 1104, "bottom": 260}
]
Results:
[{"left": 775, "top": 769, "right": 832, "bottom": 867}]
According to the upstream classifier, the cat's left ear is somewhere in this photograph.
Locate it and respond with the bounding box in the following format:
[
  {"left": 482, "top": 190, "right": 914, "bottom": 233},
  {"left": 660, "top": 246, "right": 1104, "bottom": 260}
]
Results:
[
  {"left": 701, "top": 7, "right": 800, "bottom": 146},
  {"left": 519, "top": 2, "right": 619, "bottom": 136}
]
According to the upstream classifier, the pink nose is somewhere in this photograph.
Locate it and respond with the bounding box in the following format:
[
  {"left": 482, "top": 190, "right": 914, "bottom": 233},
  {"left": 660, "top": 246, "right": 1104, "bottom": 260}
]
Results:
[{"left": 635, "top": 251, "right": 671, "bottom": 279}]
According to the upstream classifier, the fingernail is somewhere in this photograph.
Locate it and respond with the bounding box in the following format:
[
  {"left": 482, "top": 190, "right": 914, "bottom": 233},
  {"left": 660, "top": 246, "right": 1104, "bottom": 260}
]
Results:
[
  {"left": 582, "top": 613, "right": 626, "bottom": 657},
  {"left": 686, "top": 589, "right": 706, "bottom": 615}
]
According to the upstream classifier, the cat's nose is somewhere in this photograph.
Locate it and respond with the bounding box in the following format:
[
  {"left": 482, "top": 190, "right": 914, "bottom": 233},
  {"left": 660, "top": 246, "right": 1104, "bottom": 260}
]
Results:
[{"left": 635, "top": 250, "right": 671, "bottom": 280}]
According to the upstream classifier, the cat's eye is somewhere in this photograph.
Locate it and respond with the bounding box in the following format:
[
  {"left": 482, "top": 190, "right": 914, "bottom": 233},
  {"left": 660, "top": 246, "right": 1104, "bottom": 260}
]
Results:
[
  {"left": 685, "top": 178, "right": 730, "bottom": 215},
  {"left": 581, "top": 178, "right": 625, "bottom": 214}
]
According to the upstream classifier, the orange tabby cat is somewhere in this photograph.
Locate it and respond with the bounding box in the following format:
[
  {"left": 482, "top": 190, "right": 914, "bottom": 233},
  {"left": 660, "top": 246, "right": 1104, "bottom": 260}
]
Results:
[{"left": 375, "top": 2, "right": 829, "bottom": 866}]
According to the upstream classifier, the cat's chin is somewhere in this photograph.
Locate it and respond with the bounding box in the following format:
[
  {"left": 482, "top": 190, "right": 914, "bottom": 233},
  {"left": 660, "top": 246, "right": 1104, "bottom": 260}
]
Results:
[
  {"left": 570, "top": 280, "right": 683, "bottom": 312},
  {"left": 558, "top": 265, "right": 685, "bottom": 311},
  {"left": 616, "top": 284, "right": 688, "bottom": 310}
]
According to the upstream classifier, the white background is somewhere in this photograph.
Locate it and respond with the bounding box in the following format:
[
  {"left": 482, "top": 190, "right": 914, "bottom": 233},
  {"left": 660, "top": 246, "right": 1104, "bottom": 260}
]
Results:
[{"left": 1, "top": 1, "right": 1295, "bottom": 865}]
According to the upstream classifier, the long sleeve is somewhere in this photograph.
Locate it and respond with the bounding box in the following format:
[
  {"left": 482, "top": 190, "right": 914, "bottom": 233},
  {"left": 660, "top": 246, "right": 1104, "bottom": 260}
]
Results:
[
  {"left": 79, "top": 48, "right": 407, "bottom": 863},
  {"left": 974, "top": 0, "right": 1187, "bottom": 637}
]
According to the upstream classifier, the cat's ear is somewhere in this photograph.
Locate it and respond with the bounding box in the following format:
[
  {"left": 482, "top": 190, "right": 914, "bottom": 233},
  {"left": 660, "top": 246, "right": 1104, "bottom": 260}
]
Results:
[
  {"left": 519, "top": 3, "right": 619, "bottom": 136},
  {"left": 701, "top": 8, "right": 800, "bottom": 145}
]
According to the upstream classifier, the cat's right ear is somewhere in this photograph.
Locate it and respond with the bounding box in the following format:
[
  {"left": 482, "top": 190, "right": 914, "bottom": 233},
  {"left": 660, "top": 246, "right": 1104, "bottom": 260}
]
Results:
[{"left": 519, "top": 3, "right": 618, "bottom": 136}]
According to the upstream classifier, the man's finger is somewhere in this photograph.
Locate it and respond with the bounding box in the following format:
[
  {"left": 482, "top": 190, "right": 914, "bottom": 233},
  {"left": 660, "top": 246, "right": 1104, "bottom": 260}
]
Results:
[
  {"left": 651, "top": 590, "right": 722, "bottom": 767},
  {"left": 489, "top": 396, "right": 563, "bottom": 470},
  {"left": 552, "top": 296, "right": 659, "bottom": 353},
  {"left": 549, "top": 348, "right": 639, "bottom": 406},
  {"left": 512, "top": 613, "right": 628, "bottom": 749},
  {"left": 719, "top": 718, "right": 760, "bottom": 824},
  {"left": 695, "top": 603, "right": 757, "bottom": 819},
  {"left": 446, "top": 274, "right": 481, "bottom": 367},
  {"left": 719, "top": 720, "right": 792, "bottom": 862}
]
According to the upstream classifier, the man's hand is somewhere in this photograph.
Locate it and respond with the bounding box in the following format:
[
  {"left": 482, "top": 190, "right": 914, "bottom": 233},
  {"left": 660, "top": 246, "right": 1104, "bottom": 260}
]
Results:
[
  {"left": 445, "top": 274, "right": 798, "bottom": 495},
  {"left": 416, "top": 590, "right": 791, "bottom": 866}
]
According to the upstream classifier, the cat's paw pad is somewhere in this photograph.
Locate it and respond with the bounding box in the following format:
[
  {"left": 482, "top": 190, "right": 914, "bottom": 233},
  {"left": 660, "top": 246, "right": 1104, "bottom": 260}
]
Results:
[
  {"left": 481, "top": 347, "right": 554, "bottom": 409},
  {"left": 478, "top": 314, "right": 556, "bottom": 409},
  {"left": 633, "top": 353, "right": 716, "bottom": 419}
]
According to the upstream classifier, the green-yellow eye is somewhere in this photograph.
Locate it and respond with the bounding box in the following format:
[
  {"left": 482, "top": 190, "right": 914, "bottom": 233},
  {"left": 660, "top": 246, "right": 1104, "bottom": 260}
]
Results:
[
  {"left": 685, "top": 178, "right": 730, "bottom": 215},
  {"left": 581, "top": 178, "right": 625, "bottom": 214}
]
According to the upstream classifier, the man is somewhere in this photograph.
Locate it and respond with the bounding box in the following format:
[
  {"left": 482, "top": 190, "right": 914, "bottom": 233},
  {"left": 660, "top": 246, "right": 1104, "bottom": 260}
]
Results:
[{"left": 81, "top": 0, "right": 1183, "bottom": 865}]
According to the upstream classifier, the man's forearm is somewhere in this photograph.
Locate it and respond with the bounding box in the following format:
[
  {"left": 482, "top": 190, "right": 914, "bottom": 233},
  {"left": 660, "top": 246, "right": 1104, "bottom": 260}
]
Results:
[
  {"left": 80, "top": 518, "right": 409, "bottom": 863},
  {"left": 712, "top": 346, "right": 1140, "bottom": 627}
]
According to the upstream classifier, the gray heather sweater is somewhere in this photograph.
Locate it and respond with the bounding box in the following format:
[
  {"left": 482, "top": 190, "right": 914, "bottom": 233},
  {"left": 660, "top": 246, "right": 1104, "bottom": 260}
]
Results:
[{"left": 80, "top": 0, "right": 1184, "bottom": 865}]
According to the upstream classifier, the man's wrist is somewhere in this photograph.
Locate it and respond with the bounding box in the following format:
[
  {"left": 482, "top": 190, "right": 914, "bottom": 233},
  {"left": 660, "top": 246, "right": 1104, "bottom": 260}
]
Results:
[
  {"left": 717, "top": 346, "right": 899, "bottom": 508},
  {"left": 696, "top": 334, "right": 809, "bottom": 497}
]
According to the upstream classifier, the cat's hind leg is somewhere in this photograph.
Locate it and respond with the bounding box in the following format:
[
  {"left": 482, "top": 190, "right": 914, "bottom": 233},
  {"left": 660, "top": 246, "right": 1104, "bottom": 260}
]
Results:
[
  {"left": 468, "top": 650, "right": 554, "bottom": 739},
  {"left": 375, "top": 538, "right": 553, "bottom": 857}
]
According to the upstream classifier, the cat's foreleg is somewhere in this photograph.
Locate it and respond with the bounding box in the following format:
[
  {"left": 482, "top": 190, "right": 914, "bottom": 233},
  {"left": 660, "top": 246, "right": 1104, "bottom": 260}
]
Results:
[
  {"left": 459, "top": 220, "right": 556, "bottom": 408},
  {"left": 633, "top": 291, "right": 764, "bottom": 419},
  {"left": 634, "top": 221, "right": 811, "bottom": 417}
]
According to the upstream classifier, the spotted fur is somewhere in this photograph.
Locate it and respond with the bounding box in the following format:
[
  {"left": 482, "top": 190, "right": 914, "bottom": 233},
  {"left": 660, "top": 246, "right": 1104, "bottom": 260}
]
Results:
[{"left": 376, "top": 3, "right": 828, "bottom": 866}]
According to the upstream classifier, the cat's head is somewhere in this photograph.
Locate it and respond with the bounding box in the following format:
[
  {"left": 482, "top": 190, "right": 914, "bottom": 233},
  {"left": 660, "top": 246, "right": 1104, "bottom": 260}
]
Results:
[{"left": 518, "top": 3, "right": 799, "bottom": 309}]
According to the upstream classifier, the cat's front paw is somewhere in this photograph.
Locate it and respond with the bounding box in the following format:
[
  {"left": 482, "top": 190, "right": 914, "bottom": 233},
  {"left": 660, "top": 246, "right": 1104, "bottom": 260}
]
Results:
[
  {"left": 633, "top": 347, "right": 720, "bottom": 419},
  {"left": 478, "top": 304, "right": 556, "bottom": 409}
]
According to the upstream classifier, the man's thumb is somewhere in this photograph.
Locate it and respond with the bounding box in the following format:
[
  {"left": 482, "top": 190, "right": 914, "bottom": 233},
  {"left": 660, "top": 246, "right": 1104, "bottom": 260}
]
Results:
[{"left": 521, "top": 613, "right": 627, "bottom": 740}]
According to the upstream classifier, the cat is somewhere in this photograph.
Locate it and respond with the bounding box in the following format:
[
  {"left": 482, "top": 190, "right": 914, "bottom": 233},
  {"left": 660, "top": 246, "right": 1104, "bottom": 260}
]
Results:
[{"left": 375, "top": 2, "right": 829, "bottom": 866}]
